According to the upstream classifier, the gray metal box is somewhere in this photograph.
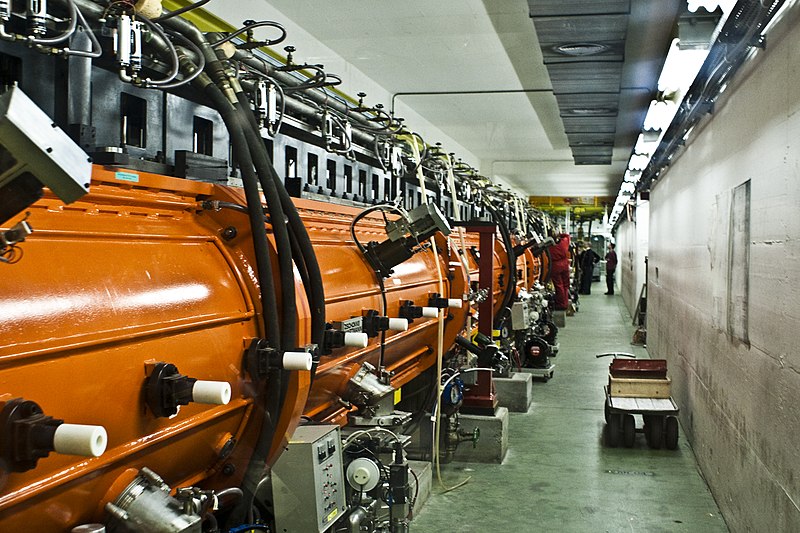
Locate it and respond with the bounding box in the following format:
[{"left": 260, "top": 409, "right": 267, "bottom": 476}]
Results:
[
  {"left": 0, "top": 86, "right": 90, "bottom": 203},
  {"left": 271, "top": 425, "right": 347, "bottom": 532}
]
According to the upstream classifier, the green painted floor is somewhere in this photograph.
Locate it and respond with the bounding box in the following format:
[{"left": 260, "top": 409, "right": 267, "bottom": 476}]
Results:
[{"left": 411, "top": 291, "right": 728, "bottom": 533}]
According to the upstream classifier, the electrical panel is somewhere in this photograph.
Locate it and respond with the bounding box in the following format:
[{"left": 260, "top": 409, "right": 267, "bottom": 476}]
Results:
[{"left": 271, "top": 425, "right": 347, "bottom": 532}]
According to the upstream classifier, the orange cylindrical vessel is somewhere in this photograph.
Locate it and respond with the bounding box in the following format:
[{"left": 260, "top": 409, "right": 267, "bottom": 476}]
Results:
[
  {"left": 0, "top": 167, "right": 310, "bottom": 531},
  {"left": 295, "top": 201, "right": 470, "bottom": 424}
]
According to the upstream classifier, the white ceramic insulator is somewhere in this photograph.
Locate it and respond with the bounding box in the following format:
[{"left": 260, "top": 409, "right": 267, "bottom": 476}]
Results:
[
  {"left": 344, "top": 332, "right": 369, "bottom": 348},
  {"left": 387, "top": 318, "right": 409, "bottom": 331},
  {"left": 53, "top": 424, "right": 107, "bottom": 457},
  {"left": 447, "top": 298, "right": 463, "bottom": 309},
  {"left": 421, "top": 306, "right": 439, "bottom": 318},
  {"left": 283, "top": 351, "right": 313, "bottom": 371},
  {"left": 192, "top": 381, "right": 232, "bottom": 405},
  {"left": 134, "top": 0, "right": 162, "bottom": 19}
]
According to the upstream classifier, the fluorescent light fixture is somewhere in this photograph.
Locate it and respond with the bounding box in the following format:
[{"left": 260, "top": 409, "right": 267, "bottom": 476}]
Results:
[
  {"left": 658, "top": 38, "right": 709, "bottom": 94},
  {"left": 643, "top": 100, "right": 679, "bottom": 131},
  {"left": 634, "top": 133, "right": 658, "bottom": 156},
  {"left": 687, "top": 0, "right": 736, "bottom": 13},
  {"left": 624, "top": 170, "right": 642, "bottom": 183},
  {"left": 628, "top": 153, "right": 650, "bottom": 171}
]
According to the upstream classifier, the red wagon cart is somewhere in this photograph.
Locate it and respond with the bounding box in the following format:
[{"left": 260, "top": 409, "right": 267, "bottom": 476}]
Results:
[{"left": 597, "top": 353, "right": 680, "bottom": 449}]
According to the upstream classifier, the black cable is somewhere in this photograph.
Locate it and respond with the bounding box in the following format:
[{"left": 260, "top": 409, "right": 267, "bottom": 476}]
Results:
[
  {"left": 154, "top": 0, "right": 213, "bottom": 22},
  {"left": 201, "top": 82, "right": 280, "bottom": 348},
  {"left": 202, "top": 82, "right": 282, "bottom": 527},
  {"left": 483, "top": 201, "right": 516, "bottom": 327},
  {"left": 232, "top": 96, "right": 297, "bottom": 351},
  {"left": 233, "top": 90, "right": 327, "bottom": 378},
  {"left": 211, "top": 20, "right": 286, "bottom": 49},
  {"left": 377, "top": 276, "right": 388, "bottom": 370}
]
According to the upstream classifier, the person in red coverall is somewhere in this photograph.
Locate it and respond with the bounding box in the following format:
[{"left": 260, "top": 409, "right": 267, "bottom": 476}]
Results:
[{"left": 549, "top": 232, "right": 571, "bottom": 310}]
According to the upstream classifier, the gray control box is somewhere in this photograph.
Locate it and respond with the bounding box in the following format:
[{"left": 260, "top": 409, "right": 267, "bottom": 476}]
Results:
[{"left": 271, "top": 425, "right": 347, "bottom": 532}]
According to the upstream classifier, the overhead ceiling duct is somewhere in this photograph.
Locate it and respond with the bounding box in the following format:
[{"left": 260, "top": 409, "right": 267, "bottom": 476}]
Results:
[{"left": 529, "top": 0, "right": 631, "bottom": 166}]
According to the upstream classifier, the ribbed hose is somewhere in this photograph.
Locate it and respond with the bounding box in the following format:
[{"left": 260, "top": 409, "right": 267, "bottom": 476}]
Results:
[
  {"left": 484, "top": 202, "right": 516, "bottom": 327},
  {"left": 233, "top": 91, "right": 327, "bottom": 351},
  {"left": 197, "top": 79, "right": 283, "bottom": 527}
]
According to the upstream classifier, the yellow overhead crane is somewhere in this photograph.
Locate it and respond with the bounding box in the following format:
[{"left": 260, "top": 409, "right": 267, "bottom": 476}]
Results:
[{"left": 528, "top": 196, "right": 613, "bottom": 222}]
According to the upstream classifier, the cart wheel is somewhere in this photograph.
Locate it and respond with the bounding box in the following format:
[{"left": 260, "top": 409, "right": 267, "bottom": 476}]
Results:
[
  {"left": 647, "top": 417, "right": 663, "bottom": 449},
  {"left": 604, "top": 403, "right": 610, "bottom": 423},
  {"left": 542, "top": 320, "right": 558, "bottom": 344},
  {"left": 665, "top": 416, "right": 679, "bottom": 450},
  {"left": 606, "top": 414, "right": 620, "bottom": 447},
  {"left": 623, "top": 415, "right": 636, "bottom": 448}
]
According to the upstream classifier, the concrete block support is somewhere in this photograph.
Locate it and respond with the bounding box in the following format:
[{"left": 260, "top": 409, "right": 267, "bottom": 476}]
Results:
[
  {"left": 494, "top": 372, "right": 533, "bottom": 412},
  {"left": 450, "top": 407, "right": 509, "bottom": 463},
  {"left": 553, "top": 309, "right": 566, "bottom": 328},
  {"left": 408, "top": 460, "right": 432, "bottom": 515}
]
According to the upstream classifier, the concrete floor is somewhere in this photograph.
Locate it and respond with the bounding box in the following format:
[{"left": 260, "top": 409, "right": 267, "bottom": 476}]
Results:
[{"left": 411, "top": 290, "right": 728, "bottom": 533}]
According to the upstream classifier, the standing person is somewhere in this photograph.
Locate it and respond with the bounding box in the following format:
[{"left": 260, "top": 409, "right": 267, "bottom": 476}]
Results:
[
  {"left": 549, "top": 230, "right": 571, "bottom": 310},
  {"left": 605, "top": 242, "right": 618, "bottom": 295},
  {"left": 578, "top": 242, "right": 600, "bottom": 295}
]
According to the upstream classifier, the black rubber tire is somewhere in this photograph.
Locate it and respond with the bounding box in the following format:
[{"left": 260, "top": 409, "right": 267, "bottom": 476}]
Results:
[
  {"left": 648, "top": 417, "right": 663, "bottom": 449},
  {"left": 665, "top": 416, "right": 679, "bottom": 450},
  {"left": 606, "top": 414, "right": 620, "bottom": 448},
  {"left": 542, "top": 320, "right": 558, "bottom": 344},
  {"left": 623, "top": 414, "right": 636, "bottom": 448},
  {"left": 604, "top": 403, "right": 610, "bottom": 423}
]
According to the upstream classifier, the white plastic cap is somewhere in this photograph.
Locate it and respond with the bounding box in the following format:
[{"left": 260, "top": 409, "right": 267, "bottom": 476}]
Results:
[
  {"left": 192, "top": 381, "right": 232, "bottom": 405},
  {"left": 421, "top": 307, "right": 439, "bottom": 318},
  {"left": 283, "top": 351, "right": 313, "bottom": 371},
  {"left": 53, "top": 424, "right": 108, "bottom": 457},
  {"left": 346, "top": 457, "right": 381, "bottom": 492},
  {"left": 447, "top": 299, "right": 463, "bottom": 309},
  {"left": 387, "top": 318, "right": 409, "bottom": 331},
  {"left": 344, "top": 332, "right": 369, "bottom": 348}
]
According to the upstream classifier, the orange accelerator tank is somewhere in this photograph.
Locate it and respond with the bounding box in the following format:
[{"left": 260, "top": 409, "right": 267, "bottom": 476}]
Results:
[
  {"left": 513, "top": 236, "right": 541, "bottom": 292},
  {"left": 296, "top": 200, "right": 470, "bottom": 425},
  {"left": 0, "top": 167, "right": 311, "bottom": 531},
  {"left": 537, "top": 244, "right": 551, "bottom": 284}
]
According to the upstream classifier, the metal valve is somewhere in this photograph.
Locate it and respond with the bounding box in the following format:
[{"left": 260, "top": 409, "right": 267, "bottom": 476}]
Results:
[
  {"left": 26, "top": 0, "right": 48, "bottom": 36},
  {"left": 115, "top": 15, "right": 143, "bottom": 72}
]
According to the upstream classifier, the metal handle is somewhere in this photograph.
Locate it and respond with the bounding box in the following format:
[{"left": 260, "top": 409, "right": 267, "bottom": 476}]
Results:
[{"left": 595, "top": 352, "right": 636, "bottom": 359}]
